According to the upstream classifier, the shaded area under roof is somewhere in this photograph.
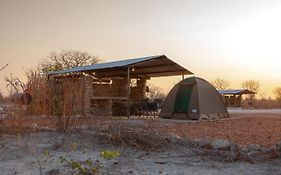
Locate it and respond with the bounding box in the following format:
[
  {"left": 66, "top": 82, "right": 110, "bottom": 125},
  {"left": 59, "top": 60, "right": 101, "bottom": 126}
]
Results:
[
  {"left": 218, "top": 89, "right": 256, "bottom": 95},
  {"left": 48, "top": 55, "right": 193, "bottom": 78}
]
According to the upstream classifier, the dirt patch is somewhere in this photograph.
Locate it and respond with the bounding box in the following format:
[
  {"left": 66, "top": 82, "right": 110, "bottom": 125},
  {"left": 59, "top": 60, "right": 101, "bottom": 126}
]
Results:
[{"left": 156, "top": 114, "right": 281, "bottom": 147}]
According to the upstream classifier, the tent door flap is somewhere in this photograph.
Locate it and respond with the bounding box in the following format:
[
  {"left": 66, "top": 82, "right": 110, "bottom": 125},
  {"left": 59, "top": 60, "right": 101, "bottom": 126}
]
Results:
[{"left": 173, "top": 85, "right": 193, "bottom": 113}]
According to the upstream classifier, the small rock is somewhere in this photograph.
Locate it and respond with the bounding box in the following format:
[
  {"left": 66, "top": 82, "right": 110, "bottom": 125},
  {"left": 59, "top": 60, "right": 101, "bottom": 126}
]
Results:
[
  {"left": 230, "top": 142, "right": 240, "bottom": 152},
  {"left": 196, "top": 137, "right": 211, "bottom": 148},
  {"left": 248, "top": 144, "right": 262, "bottom": 151},
  {"left": 0, "top": 143, "right": 5, "bottom": 148},
  {"left": 211, "top": 139, "right": 237, "bottom": 150},
  {"left": 166, "top": 132, "right": 187, "bottom": 145},
  {"left": 240, "top": 144, "right": 275, "bottom": 161},
  {"left": 200, "top": 114, "right": 209, "bottom": 120}
]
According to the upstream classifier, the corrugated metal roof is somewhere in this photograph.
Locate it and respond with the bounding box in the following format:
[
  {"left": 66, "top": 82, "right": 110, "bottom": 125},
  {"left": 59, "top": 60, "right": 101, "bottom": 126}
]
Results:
[
  {"left": 47, "top": 54, "right": 193, "bottom": 77},
  {"left": 48, "top": 55, "right": 162, "bottom": 75},
  {"left": 218, "top": 89, "right": 256, "bottom": 95}
]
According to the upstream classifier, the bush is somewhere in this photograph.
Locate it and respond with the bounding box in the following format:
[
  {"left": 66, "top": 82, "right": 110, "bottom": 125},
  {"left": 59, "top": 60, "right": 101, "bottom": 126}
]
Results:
[{"left": 96, "top": 122, "right": 170, "bottom": 151}]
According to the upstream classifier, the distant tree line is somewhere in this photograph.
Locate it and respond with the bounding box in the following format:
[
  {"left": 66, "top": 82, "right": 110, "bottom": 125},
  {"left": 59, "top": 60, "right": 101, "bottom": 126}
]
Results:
[
  {"left": 212, "top": 78, "right": 281, "bottom": 108},
  {"left": 274, "top": 87, "right": 281, "bottom": 106},
  {"left": 212, "top": 78, "right": 260, "bottom": 93}
]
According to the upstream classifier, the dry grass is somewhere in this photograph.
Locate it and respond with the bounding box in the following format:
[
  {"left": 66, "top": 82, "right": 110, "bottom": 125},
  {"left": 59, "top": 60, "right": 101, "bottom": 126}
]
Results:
[
  {"left": 0, "top": 113, "right": 280, "bottom": 147},
  {"left": 26, "top": 73, "right": 85, "bottom": 116},
  {"left": 94, "top": 121, "right": 170, "bottom": 151}
]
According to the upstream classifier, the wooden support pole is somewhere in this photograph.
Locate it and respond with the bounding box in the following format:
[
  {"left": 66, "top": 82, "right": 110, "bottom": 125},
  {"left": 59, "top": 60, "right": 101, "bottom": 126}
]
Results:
[
  {"left": 127, "top": 66, "right": 131, "bottom": 118},
  {"left": 182, "top": 74, "right": 184, "bottom": 80}
]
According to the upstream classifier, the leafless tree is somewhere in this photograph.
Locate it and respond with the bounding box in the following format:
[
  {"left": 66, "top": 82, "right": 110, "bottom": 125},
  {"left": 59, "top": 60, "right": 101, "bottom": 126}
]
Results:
[
  {"left": 39, "top": 50, "right": 101, "bottom": 74},
  {"left": 4, "top": 74, "right": 26, "bottom": 94},
  {"left": 273, "top": 87, "right": 281, "bottom": 105},
  {"left": 259, "top": 91, "right": 267, "bottom": 100},
  {"left": 147, "top": 84, "right": 166, "bottom": 102},
  {"left": 241, "top": 80, "right": 260, "bottom": 93},
  {"left": 212, "top": 78, "right": 230, "bottom": 90},
  {"left": 0, "top": 63, "right": 9, "bottom": 72},
  {"left": 241, "top": 80, "right": 260, "bottom": 105}
]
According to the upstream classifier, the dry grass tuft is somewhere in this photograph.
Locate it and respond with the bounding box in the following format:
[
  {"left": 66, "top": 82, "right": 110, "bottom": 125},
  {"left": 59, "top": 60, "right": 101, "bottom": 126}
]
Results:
[{"left": 95, "top": 122, "right": 170, "bottom": 151}]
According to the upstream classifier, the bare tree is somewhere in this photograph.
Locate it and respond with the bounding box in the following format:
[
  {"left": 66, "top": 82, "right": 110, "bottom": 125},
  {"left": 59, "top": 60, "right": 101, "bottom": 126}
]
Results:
[
  {"left": 241, "top": 80, "right": 260, "bottom": 93},
  {"left": 147, "top": 84, "right": 166, "bottom": 102},
  {"left": 39, "top": 50, "right": 101, "bottom": 74},
  {"left": 212, "top": 78, "right": 230, "bottom": 90},
  {"left": 4, "top": 74, "right": 26, "bottom": 94},
  {"left": 0, "top": 63, "right": 9, "bottom": 72},
  {"left": 259, "top": 91, "right": 267, "bottom": 100},
  {"left": 274, "top": 87, "right": 281, "bottom": 105}
]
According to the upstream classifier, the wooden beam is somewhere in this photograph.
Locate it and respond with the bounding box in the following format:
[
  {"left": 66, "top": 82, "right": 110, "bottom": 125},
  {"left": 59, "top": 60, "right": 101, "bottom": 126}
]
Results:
[
  {"left": 95, "top": 69, "right": 189, "bottom": 78},
  {"left": 134, "top": 62, "right": 177, "bottom": 69},
  {"left": 127, "top": 66, "right": 131, "bottom": 118},
  {"left": 135, "top": 69, "right": 190, "bottom": 76},
  {"left": 91, "top": 96, "right": 127, "bottom": 100}
]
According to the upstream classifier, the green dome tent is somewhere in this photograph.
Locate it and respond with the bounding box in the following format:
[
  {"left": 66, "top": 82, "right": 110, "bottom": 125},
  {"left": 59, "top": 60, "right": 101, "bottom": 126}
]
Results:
[{"left": 160, "top": 77, "right": 229, "bottom": 120}]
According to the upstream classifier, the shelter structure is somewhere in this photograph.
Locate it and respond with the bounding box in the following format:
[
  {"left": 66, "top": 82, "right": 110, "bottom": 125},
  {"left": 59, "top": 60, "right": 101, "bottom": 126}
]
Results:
[
  {"left": 48, "top": 55, "right": 192, "bottom": 117},
  {"left": 218, "top": 89, "right": 256, "bottom": 107},
  {"left": 160, "top": 77, "right": 228, "bottom": 120}
]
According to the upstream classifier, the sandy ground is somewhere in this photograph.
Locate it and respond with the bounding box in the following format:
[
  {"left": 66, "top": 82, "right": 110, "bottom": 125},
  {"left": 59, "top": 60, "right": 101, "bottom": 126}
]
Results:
[
  {"left": 1, "top": 131, "right": 281, "bottom": 175},
  {"left": 1, "top": 110, "right": 281, "bottom": 175},
  {"left": 228, "top": 108, "right": 281, "bottom": 115}
]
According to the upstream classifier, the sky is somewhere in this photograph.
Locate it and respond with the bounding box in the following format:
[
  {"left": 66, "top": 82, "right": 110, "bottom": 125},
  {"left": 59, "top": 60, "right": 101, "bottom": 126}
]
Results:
[{"left": 0, "top": 0, "right": 281, "bottom": 98}]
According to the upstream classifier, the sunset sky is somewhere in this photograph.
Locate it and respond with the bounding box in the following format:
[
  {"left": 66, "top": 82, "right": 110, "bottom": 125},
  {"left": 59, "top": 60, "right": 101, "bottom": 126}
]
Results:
[{"left": 0, "top": 0, "right": 280, "bottom": 97}]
